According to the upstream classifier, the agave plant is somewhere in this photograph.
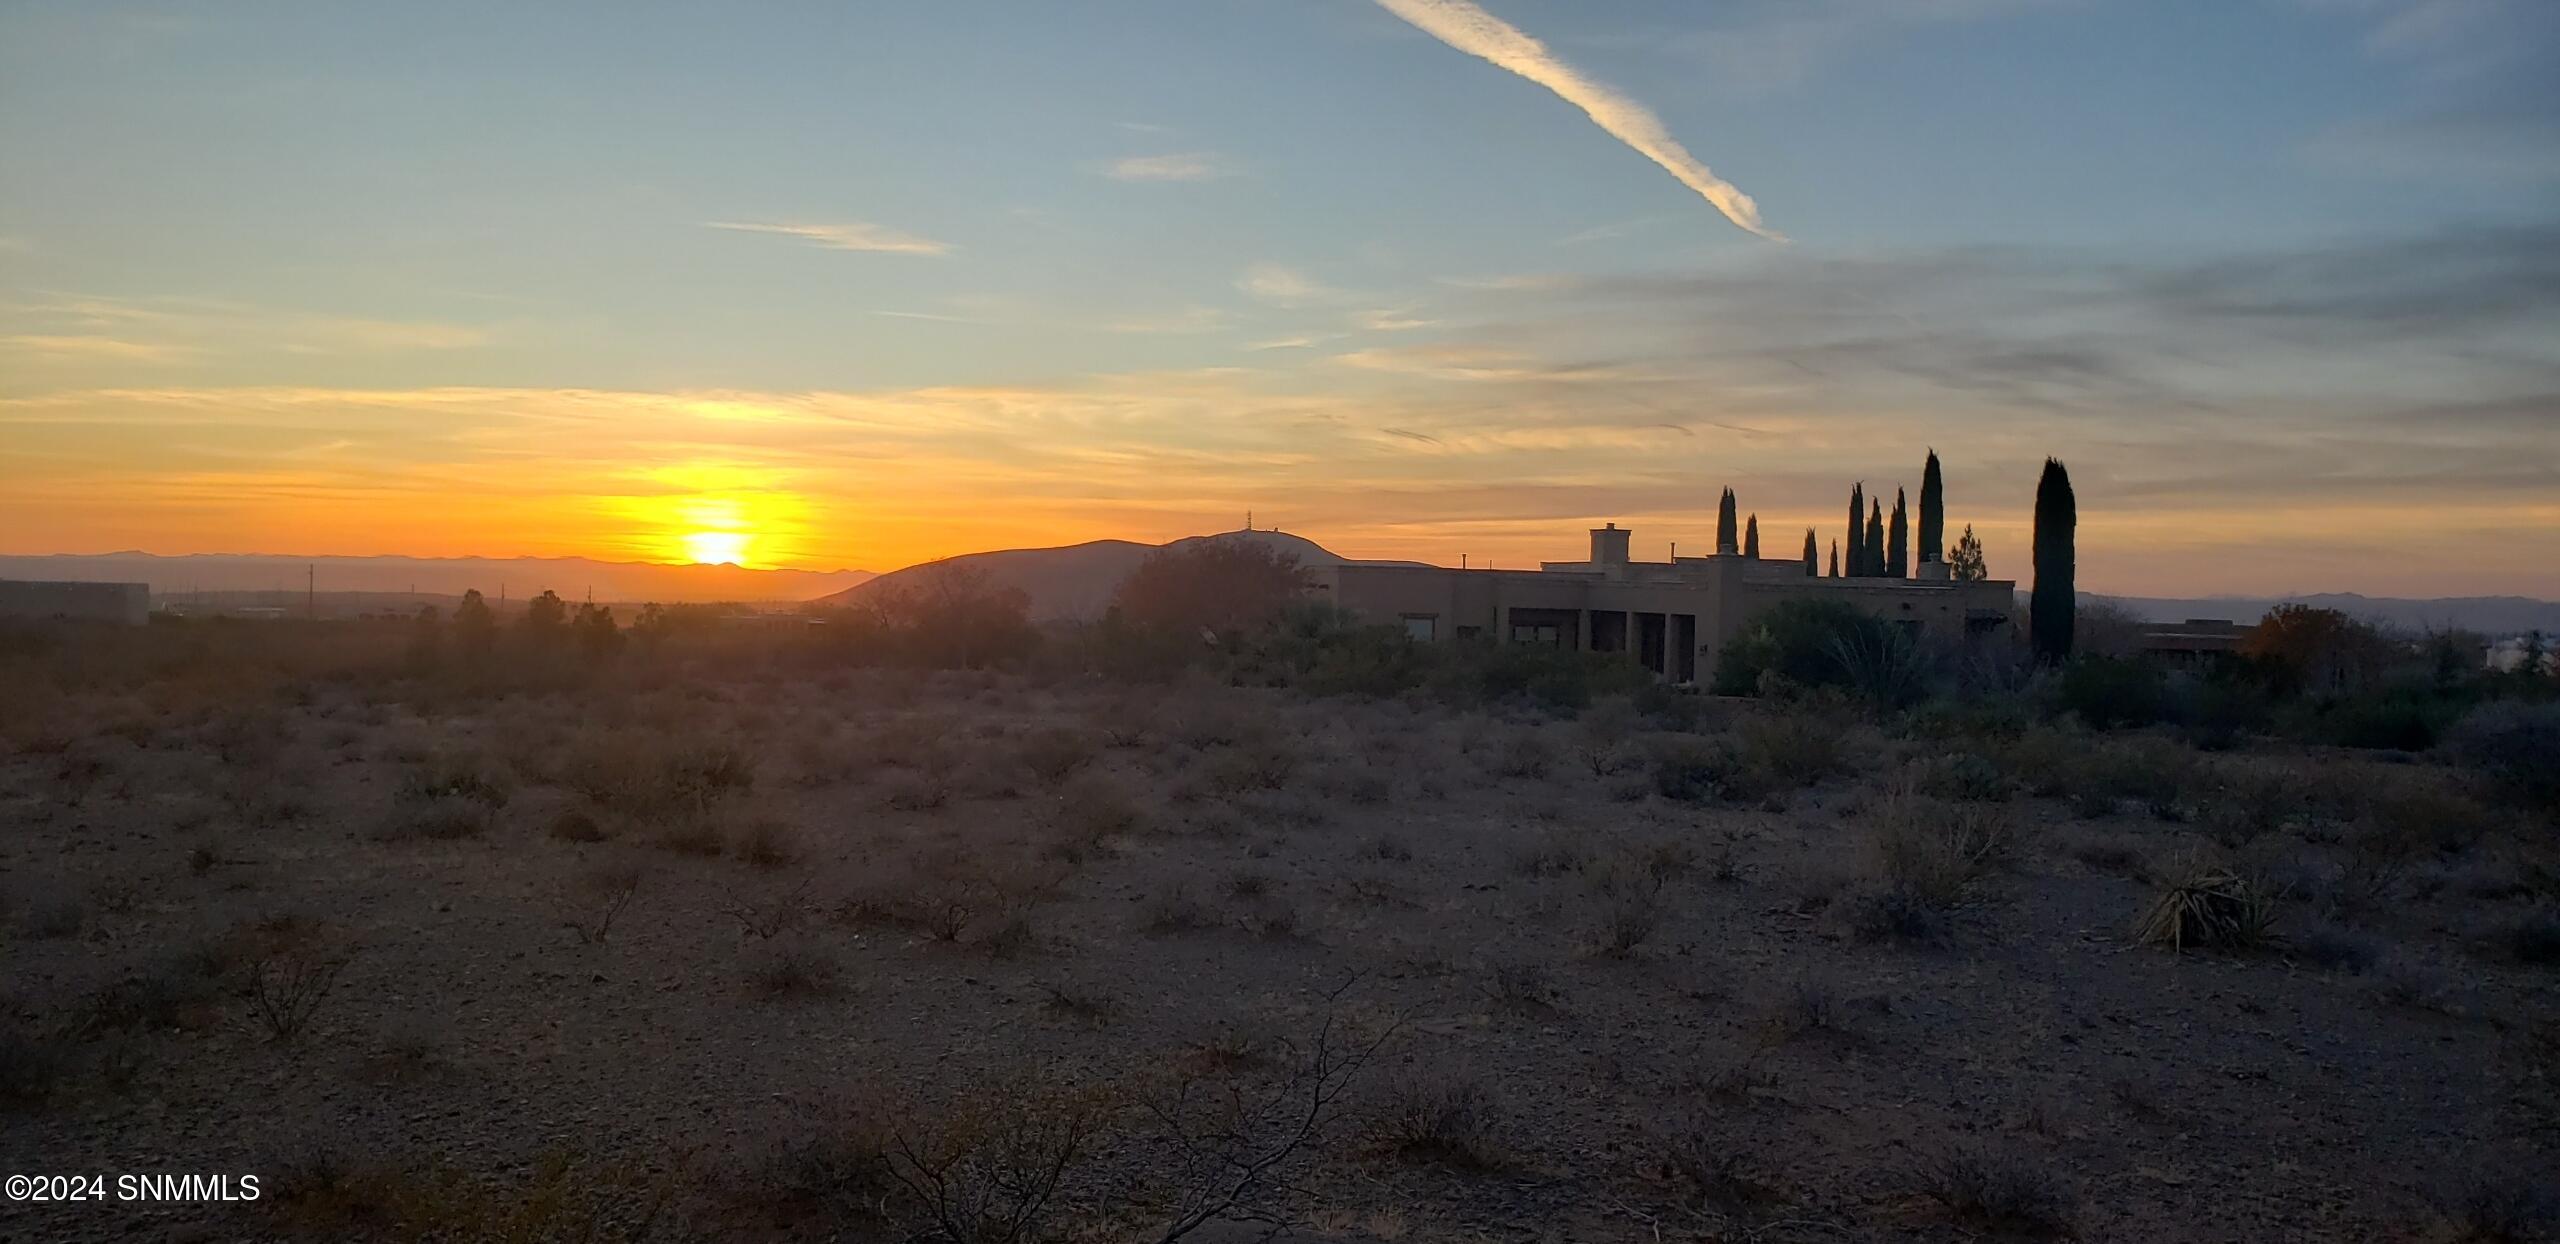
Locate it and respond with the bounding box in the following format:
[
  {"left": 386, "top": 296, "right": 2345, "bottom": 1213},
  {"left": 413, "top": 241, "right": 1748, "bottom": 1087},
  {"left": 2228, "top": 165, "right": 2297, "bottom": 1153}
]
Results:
[{"left": 2137, "top": 866, "right": 2279, "bottom": 952}]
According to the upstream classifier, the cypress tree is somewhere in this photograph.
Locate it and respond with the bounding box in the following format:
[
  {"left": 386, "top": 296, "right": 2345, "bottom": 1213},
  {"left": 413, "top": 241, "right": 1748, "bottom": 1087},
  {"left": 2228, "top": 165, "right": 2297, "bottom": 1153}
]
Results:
[
  {"left": 1716, "top": 488, "right": 1739, "bottom": 555},
  {"left": 1802, "top": 528, "right": 1818, "bottom": 576},
  {"left": 1866, "top": 499, "right": 1884, "bottom": 577},
  {"left": 1918, "top": 449, "right": 1944, "bottom": 565},
  {"left": 2032, "top": 458, "right": 2077, "bottom": 664},
  {"left": 1888, "top": 488, "right": 1909, "bottom": 578},
  {"left": 1743, "top": 513, "right": 1760, "bottom": 559},
  {"left": 1829, "top": 540, "right": 1840, "bottom": 578},
  {"left": 1847, "top": 484, "right": 1865, "bottom": 577}
]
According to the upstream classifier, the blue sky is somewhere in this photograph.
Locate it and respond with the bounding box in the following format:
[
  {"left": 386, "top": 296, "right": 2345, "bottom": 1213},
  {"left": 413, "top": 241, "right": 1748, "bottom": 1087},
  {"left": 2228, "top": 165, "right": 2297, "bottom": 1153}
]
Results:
[{"left": 2, "top": 0, "right": 2554, "bottom": 594}]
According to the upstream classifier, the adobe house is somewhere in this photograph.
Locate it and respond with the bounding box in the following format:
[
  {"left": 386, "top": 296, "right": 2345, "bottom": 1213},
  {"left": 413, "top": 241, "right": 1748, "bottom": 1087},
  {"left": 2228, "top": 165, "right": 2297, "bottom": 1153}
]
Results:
[{"left": 1304, "top": 523, "right": 2014, "bottom": 684}]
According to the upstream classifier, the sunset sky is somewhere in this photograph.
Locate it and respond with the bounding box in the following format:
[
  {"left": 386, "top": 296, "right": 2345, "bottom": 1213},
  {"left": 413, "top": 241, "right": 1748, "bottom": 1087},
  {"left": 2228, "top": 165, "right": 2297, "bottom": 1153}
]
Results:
[{"left": 2, "top": 1, "right": 2554, "bottom": 597}]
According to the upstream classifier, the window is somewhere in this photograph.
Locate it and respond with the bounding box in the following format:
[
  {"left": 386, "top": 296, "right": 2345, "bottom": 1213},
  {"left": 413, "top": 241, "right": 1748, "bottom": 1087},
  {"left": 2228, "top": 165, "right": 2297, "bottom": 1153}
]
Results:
[
  {"left": 1511, "top": 623, "right": 1563, "bottom": 647},
  {"left": 1402, "top": 615, "right": 1436, "bottom": 641}
]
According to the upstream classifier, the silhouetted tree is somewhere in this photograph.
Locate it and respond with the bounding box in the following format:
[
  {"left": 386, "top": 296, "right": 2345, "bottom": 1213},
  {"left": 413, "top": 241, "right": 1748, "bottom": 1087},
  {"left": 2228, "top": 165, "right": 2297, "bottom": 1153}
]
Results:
[
  {"left": 1847, "top": 484, "right": 1865, "bottom": 578},
  {"left": 522, "top": 589, "right": 567, "bottom": 639},
  {"left": 1115, "top": 538, "right": 1309, "bottom": 639},
  {"left": 1888, "top": 488, "right": 1909, "bottom": 578},
  {"left": 873, "top": 562, "right": 1038, "bottom": 669},
  {"left": 453, "top": 588, "right": 495, "bottom": 658},
  {"left": 574, "top": 603, "right": 624, "bottom": 660},
  {"left": 1918, "top": 449, "right": 1945, "bottom": 565},
  {"left": 1716, "top": 488, "right": 1739, "bottom": 555},
  {"left": 2242, "top": 604, "right": 2391, "bottom": 695},
  {"left": 1951, "top": 525, "right": 1987, "bottom": 581},
  {"left": 1802, "top": 528, "right": 1818, "bottom": 577},
  {"left": 2031, "top": 458, "right": 2076, "bottom": 664},
  {"left": 403, "top": 604, "right": 443, "bottom": 673},
  {"left": 1865, "top": 499, "right": 1885, "bottom": 578},
  {"left": 1743, "top": 513, "right": 1760, "bottom": 559}
]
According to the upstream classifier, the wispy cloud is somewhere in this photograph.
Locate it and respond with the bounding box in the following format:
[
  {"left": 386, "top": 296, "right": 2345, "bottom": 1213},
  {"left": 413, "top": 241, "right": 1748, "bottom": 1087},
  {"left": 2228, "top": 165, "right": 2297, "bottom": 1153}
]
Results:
[
  {"left": 1237, "top": 263, "right": 1339, "bottom": 306},
  {"left": 1105, "top": 152, "right": 1235, "bottom": 182},
  {"left": 0, "top": 334, "right": 199, "bottom": 363},
  {"left": 1373, "top": 0, "right": 1780, "bottom": 240},
  {"left": 1356, "top": 308, "right": 1439, "bottom": 331},
  {"left": 1099, "top": 306, "right": 1231, "bottom": 335},
  {"left": 703, "top": 220, "right": 953, "bottom": 256}
]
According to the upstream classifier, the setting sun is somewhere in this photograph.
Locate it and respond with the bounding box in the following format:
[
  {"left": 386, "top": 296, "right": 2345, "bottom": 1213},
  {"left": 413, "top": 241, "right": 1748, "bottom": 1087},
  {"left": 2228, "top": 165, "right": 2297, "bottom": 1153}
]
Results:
[{"left": 680, "top": 529, "right": 751, "bottom": 566}]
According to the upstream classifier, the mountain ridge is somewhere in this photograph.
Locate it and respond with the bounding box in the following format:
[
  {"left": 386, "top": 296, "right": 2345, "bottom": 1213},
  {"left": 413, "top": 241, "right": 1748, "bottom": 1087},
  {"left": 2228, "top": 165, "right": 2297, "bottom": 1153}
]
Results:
[{"left": 820, "top": 529, "right": 1425, "bottom": 621}]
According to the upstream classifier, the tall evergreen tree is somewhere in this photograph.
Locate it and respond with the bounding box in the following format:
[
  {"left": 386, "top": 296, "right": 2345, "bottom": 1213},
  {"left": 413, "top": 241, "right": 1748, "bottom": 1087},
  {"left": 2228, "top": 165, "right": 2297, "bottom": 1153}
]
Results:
[
  {"left": 1743, "top": 513, "right": 1760, "bottom": 559},
  {"left": 2032, "top": 458, "right": 2077, "bottom": 663},
  {"left": 1829, "top": 539, "right": 1840, "bottom": 578},
  {"left": 1802, "top": 528, "right": 1818, "bottom": 577},
  {"left": 1918, "top": 449, "right": 1945, "bottom": 565},
  {"left": 1866, "top": 499, "right": 1884, "bottom": 577},
  {"left": 1887, "top": 488, "right": 1909, "bottom": 578},
  {"left": 1847, "top": 484, "right": 1865, "bottom": 577},
  {"left": 1951, "top": 525, "right": 1987, "bottom": 580},
  {"left": 1716, "top": 488, "right": 1739, "bottom": 555}
]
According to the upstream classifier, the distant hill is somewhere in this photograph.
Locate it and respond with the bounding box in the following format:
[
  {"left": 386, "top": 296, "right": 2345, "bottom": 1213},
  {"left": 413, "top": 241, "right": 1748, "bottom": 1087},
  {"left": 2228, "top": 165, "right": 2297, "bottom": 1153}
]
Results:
[
  {"left": 0, "top": 552, "right": 872, "bottom": 605},
  {"left": 2089, "top": 592, "right": 2560, "bottom": 636},
  {"left": 817, "top": 529, "right": 1426, "bottom": 621}
]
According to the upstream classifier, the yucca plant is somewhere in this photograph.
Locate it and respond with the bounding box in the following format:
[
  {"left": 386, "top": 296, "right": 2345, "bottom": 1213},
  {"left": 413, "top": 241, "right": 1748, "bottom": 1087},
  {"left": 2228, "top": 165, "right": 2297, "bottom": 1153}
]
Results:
[{"left": 2137, "top": 866, "right": 2279, "bottom": 952}]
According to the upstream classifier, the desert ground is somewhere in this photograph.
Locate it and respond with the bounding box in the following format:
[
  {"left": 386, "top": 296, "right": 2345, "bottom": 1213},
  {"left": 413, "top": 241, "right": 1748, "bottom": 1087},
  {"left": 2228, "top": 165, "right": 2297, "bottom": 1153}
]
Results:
[{"left": 3, "top": 635, "right": 2555, "bottom": 1243}]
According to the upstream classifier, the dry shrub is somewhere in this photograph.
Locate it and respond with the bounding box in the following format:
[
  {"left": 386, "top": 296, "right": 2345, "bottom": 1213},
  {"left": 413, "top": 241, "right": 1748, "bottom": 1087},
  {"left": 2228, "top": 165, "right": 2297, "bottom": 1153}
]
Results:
[
  {"left": 1735, "top": 709, "right": 1849, "bottom": 787},
  {"left": 1868, "top": 784, "right": 2011, "bottom": 909},
  {"left": 722, "top": 880, "right": 814, "bottom": 941},
  {"left": 1484, "top": 962, "right": 1560, "bottom": 1017},
  {"left": 1141, "top": 884, "right": 1216, "bottom": 935},
  {"left": 1917, "top": 1148, "right": 2076, "bottom": 1236},
  {"left": 883, "top": 771, "right": 952, "bottom": 812},
  {"left": 246, "top": 943, "right": 351, "bottom": 1043},
  {"left": 1017, "top": 728, "right": 1096, "bottom": 787},
  {"left": 650, "top": 811, "right": 727, "bottom": 857},
  {"left": 1038, "top": 984, "right": 1119, "bottom": 1027},
  {"left": 2421, "top": 1166, "right": 2559, "bottom": 1243},
  {"left": 2137, "top": 865, "right": 2279, "bottom": 952},
  {"left": 735, "top": 817, "right": 801, "bottom": 869},
  {"left": 1592, "top": 892, "right": 1660, "bottom": 958},
  {"left": 548, "top": 806, "right": 609, "bottom": 843},
  {"left": 551, "top": 726, "right": 755, "bottom": 820},
  {"left": 1368, "top": 1072, "right": 1501, "bottom": 1170},
  {"left": 874, "top": 1068, "right": 1120, "bottom": 1244},
  {"left": 555, "top": 863, "right": 644, "bottom": 944},
  {"left": 1054, "top": 771, "right": 1143, "bottom": 843},
  {"left": 1480, "top": 728, "right": 1558, "bottom": 780},
  {"left": 379, "top": 795, "right": 493, "bottom": 843},
  {"left": 1205, "top": 737, "right": 1298, "bottom": 794},
  {"left": 747, "top": 939, "right": 843, "bottom": 999},
  {"left": 2199, "top": 762, "right": 2314, "bottom": 847},
  {"left": 274, "top": 1144, "right": 678, "bottom": 1242},
  {"left": 396, "top": 751, "right": 512, "bottom": 809},
  {"left": 1642, "top": 1109, "right": 1775, "bottom": 1212}
]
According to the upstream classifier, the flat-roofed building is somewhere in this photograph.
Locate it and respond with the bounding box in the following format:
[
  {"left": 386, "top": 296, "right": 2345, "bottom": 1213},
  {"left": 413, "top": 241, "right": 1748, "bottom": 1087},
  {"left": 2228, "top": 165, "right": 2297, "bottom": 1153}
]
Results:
[
  {"left": 1305, "top": 523, "right": 2015, "bottom": 684},
  {"left": 0, "top": 579, "right": 151, "bottom": 625}
]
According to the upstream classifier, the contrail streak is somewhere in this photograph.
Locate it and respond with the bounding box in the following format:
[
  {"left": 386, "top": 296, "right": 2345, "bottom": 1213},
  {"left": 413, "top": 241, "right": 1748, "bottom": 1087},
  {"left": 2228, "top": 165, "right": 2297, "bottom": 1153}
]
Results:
[{"left": 1374, "top": 0, "right": 1781, "bottom": 241}]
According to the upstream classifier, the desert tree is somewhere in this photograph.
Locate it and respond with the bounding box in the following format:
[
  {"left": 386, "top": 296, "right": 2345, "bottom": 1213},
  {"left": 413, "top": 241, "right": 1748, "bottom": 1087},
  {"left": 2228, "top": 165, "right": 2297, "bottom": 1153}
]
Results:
[
  {"left": 1743, "top": 513, "right": 1760, "bottom": 559},
  {"left": 1888, "top": 488, "right": 1909, "bottom": 578},
  {"left": 1115, "top": 538, "right": 1309, "bottom": 640},
  {"left": 2031, "top": 458, "right": 2076, "bottom": 664},
  {"left": 872, "top": 562, "right": 1040, "bottom": 669},
  {"left": 1951, "top": 525, "right": 1987, "bottom": 581},
  {"left": 522, "top": 589, "right": 568, "bottom": 639},
  {"left": 574, "top": 602, "right": 624, "bottom": 660},
  {"left": 1918, "top": 449, "right": 1945, "bottom": 565},
  {"left": 453, "top": 588, "right": 495, "bottom": 657},
  {"left": 1802, "top": 528, "right": 1818, "bottom": 577},
  {"left": 1716, "top": 488, "right": 1739, "bottom": 555}
]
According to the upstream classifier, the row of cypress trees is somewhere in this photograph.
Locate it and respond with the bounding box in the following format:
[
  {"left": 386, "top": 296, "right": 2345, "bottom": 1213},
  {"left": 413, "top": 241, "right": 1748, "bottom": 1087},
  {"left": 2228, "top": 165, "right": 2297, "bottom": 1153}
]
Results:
[{"left": 1702, "top": 451, "right": 2080, "bottom": 664}]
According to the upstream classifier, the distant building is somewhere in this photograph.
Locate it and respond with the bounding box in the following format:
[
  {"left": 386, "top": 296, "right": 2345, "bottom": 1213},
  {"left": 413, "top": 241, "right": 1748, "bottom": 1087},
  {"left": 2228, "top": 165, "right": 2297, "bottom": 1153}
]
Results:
[
  {"left": 1307, "top": 523, "right": 2015, "bottom": 684},
  {"left": 2136, "top": 618, "right": 2249, "bottom": 666},
  {"left": 0, "top": 580, "right": 151, "bottom": 625}
]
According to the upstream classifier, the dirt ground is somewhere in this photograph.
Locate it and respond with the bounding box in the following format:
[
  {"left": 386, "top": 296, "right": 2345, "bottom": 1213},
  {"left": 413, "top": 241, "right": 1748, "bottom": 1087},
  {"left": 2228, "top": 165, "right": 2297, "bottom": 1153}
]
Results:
[{"left": 2, "top": 668, "right": 2554, "bottom": 1242}]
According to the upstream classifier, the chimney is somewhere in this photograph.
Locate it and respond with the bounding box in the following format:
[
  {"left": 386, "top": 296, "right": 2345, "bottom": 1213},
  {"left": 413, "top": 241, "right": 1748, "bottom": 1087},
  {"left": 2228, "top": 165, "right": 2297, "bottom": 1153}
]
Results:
[{"left": 1590, "top": 522, "right": 1631, "bottom": 566}]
